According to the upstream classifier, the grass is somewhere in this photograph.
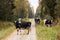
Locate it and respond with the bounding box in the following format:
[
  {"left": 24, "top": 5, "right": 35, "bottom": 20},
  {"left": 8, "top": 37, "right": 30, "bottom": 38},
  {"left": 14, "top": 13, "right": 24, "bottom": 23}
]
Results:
[
  {"left": 0, "top": 21, "right": 15, "bottom": 40},
  {"left": 36, "top": 23, "right": 60, "bottom": 40}
]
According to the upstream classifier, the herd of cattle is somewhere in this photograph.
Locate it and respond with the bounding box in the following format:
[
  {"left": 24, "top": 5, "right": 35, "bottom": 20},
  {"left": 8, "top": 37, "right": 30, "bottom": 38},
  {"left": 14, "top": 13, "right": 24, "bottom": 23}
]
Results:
[
  {"left": 14, "top": 18, "right": 58, "bottom": 35},
  {"left": 35, "top": 18, "right": 58, "bottom": 27}
]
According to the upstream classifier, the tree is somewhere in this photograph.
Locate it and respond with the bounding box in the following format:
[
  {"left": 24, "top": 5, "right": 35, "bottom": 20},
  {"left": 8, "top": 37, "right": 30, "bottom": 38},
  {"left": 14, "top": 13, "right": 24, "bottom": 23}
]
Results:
[
  {"left": 36, "top": 0, "right": 57, "bottom": 19},
  {"left": 0, "top": 0, "right": 15, "bottom": 21},
  {"left": 14, "top": 0, "right": 29, "bottom": 18},
  {"left": 44, "top": 0, "right": 56, "bottom": 19},
  {"left": 28, "top": 3, "right": 34, "bottom": 18}
]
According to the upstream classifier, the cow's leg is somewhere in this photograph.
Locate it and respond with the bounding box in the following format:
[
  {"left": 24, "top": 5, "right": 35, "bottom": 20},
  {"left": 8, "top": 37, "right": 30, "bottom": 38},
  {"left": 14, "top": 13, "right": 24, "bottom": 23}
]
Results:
[
  {"left": 50, "top": 24, "right": 52, "bottom": 27},
  {"left": 27, "top": 27, "right": 29, "bottom": 34},
  {"left": 20, "top": 28, "right": 21, "bottom": 32},
  {"left": 48, "top": 24, "right": 50, "bottom": 27},
  {"left": 38, "top": 21, "right": 39, "bottom": 24},
  {"left": 19, "top": 25, "right": 21, "bottom": 35},
  {"left": 27, "top": 27, "right": 30, "bottom": 35},
  {"left": 48, "top": 24, "right": 49, "bottom": 27},
  {"left": 19, "top": 28, "right": 22, "bottom": 35},
  {"left": 48, "top": 24, "right": 51, "bottom": 27},
  {"left": 17, "top": 28, "right": 19, "bottom": 35},
  {"left": 27, "top": 26, "right": 31, "bottom": 35},
  {"left": 46, "top": 24, "right": 48, "bottom": 27}
]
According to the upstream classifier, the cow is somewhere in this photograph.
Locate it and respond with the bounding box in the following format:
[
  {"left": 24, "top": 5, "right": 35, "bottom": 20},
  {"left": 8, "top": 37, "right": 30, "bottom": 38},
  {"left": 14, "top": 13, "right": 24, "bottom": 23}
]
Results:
[
  {"left": 19, "top": 21, "right": 31, "bottom": 34},
  {"left": 35, "top": 18, "right": 40, "bottom": 24},
  {"left": 43, "top": 19, "right": 53, "bottom": 27},
  {"left": 14, "top": 20, "right": 31, "bottom": 35}
]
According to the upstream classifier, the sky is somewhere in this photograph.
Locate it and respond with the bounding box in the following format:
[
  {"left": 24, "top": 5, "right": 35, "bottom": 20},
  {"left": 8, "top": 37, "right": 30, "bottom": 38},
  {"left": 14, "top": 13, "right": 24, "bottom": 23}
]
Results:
[{"left": 28, "top": 0, "right": 39, "bottom": 13}]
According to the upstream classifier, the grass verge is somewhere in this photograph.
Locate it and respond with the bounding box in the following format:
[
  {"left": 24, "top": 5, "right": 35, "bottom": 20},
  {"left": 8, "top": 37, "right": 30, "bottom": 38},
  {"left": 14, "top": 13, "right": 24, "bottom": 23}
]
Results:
[
  {"left": 36, "top": 23, "right": 60, "bottom": 40},
  {"left": 0, "top": 21, "right": 15, "bottom": 40}
]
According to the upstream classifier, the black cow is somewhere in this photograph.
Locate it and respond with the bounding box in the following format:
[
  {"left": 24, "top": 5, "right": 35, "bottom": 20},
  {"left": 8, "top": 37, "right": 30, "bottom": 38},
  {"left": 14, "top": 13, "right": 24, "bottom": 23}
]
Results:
[
  {"left": 35, "top": 18, "right": 40, "bottom": 24},
  {"left": 14, "top": 20, "right": 31, "bottom": 35}
]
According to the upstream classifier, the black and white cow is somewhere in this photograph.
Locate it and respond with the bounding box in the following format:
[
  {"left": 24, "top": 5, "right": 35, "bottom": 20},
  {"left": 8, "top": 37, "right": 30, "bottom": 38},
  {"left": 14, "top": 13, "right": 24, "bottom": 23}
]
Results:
[
  {"left": 19, "top": 21, "right": 31, "bottom": 34},
  {"left": 43, "top": 19, "right": 53, "bottom": 27},
  {"left": 14, "top": 20, "right": 31, "bottom": 35},
  {"left": 35, "top": 18, "right": 40, "bottom": 24}
]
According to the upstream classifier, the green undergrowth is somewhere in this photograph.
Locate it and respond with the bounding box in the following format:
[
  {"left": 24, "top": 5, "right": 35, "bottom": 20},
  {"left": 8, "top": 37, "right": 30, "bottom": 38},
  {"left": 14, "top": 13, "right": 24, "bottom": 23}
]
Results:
[{"left": 36, "top": 23, "right": 60, "bottom": 40}]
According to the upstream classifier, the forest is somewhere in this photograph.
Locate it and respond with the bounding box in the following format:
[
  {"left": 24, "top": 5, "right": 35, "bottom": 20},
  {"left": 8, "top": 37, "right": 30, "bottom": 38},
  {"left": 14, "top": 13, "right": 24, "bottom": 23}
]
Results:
[{"left": 0, "top": 0, "right": 60, "bottom": 40}]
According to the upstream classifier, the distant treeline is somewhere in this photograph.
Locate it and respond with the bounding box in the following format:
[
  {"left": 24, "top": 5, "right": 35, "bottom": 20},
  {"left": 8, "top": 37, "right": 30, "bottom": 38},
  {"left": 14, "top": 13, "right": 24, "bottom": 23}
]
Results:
[
  {"left": 36, "top": 0, "right": 60, "bottom": 21},
  {"left": 0, "top": 0, "right": 34, "bottom": 21}
]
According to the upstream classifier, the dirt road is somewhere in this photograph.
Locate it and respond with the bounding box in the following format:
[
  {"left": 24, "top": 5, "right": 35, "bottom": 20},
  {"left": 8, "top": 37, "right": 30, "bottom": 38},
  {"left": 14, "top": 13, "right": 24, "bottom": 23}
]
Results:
[{"left": 4, "top": 19, "right": 36, "bottom": 40}]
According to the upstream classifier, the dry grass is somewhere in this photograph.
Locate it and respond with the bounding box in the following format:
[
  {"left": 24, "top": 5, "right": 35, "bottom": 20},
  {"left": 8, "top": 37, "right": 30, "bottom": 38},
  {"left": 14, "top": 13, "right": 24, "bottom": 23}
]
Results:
[{"left": 0, "top": 21, "right": 15, "bottom": 40}]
